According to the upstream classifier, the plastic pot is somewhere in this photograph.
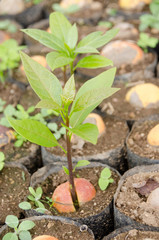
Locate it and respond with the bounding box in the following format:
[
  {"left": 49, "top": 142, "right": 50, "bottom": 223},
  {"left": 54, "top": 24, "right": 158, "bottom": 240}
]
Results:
[
  {"left": 114, "top": 164, "right": 159, "bottom": 231},
  {"left": 0, "top": 215, "right": 95, "bottom": 240},
  {"left": 26, "top": 162, "right": 121, "bottom": 240},
  {"left": 126, "top": 114, "right": 159, "bottom": 169},
  {"left": 102, "top": 224, "right": 159, "bottom": 240}
]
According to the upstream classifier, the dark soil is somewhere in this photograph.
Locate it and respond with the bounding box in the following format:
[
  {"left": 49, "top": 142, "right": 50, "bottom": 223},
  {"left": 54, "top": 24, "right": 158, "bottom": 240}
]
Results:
[
  {"left": 0, "top": 165, "right": 30, "bottom": 224},
  {"left": 0, "top": 82, "right": 23, "bottom": 106},
  {"left": 0, "top": 216, "right": 95, "bottom": 240},
  {"left": 110, "top": 229, "right": 159, "bottom": 240},
  {"left": 46, "top": 116, "right": 128, "bottom": 158},
  {"left": 100, "top": 79, "right": 159, "bottom": 121},
  {"left": 1, "top": 141, "right": 42, "bottom": 173},
  {"left": 34, "top": 166, "right": 120, "bottom": 218},
  {"left": 116, "top": 171, "right": 159, "bottom": 227},
  {"left": 127, "top": 119, "right": 159, "bottom": 160},
  {"left": 19, "top": 85, "right": 39, "bottom": 109}
]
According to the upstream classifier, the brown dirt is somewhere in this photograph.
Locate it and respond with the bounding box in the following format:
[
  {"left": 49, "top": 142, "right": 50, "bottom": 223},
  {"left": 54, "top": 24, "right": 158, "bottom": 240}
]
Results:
[
  {"left": 46, "top": 116, "right": 128, "bottom": 157},
  {"left": 0, "top": 217, "right": 94, "bottom": 240},
  {"left": 100, "top": 78, "right": 159, "bottom": 121},
  {"left": 0, "top": 165, "right": 30, "bottom": 224},
  {"left": 127, "top": 119, "right": 159, "bottom": 160},
  {"left": 111, "top": 229, "right": 159, "bottom": 240},
  {"left": 0, "top": 82, "right": 23, "bottom": 106},
  {"left": 116, "top": 171, "right": 159, "bottom": 227},
  {"left": 35, "top": 166, "right": 120, "bottom": 218}
]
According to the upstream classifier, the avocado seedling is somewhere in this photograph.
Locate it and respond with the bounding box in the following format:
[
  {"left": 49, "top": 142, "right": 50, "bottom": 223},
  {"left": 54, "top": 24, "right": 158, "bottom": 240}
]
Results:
[
  {"left": 0, "top": 39, "right": 25, "bottom": 83},
  {"left": 8, "top": 48, "right": 118, "bottom": 212},
  {"left": 2, "top": 215, "right": 35, "bottom": 240},
  {"left": 21, "top": 11, "right": 118, "bottom": 83}
]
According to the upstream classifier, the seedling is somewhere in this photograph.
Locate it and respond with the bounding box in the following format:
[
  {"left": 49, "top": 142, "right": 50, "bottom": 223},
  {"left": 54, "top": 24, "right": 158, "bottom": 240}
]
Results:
[
  {"left": 139, "top": 0, "right": 159, "bottom": 31},
  {"left": 0, "top": 39, "right": 25, "bottom": 83},
  {"left": 2, "top": 215, "right": 35, "bottom": 240},
  {"left": 98, "top": 168, "right": 114, "bottom": 191},
  {"left": 137, "top": 32, "right": 158, "bottom": 52},
  {"left": 0, "top": 98, "right": 6, "bottom": 112},
  {"left": 0, "top": 152, "right": 5, "bottom": 171},
  {"left": 0, "top": 20, "right": 17, "bottom": 33},
  {"left": 98, "top": 21, "right": 113, "bottom": 29},
  {"left": 22, "top": 12, "right": 118, "bottom": 83}
]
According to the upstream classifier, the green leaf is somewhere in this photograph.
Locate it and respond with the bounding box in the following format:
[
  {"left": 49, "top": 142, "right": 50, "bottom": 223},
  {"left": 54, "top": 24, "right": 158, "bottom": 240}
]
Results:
[
  {"left": 101, "top": 168, "right": 111, "bottom": 179},
  {"left": 5, "top": 215, "right": 19, "bottom": 228},
  {"left": 93, "top": 28, "right": 119, "bottom": 48},
  {"left": 0, "top": 152, "right": 5, "bottom": 161},
  {"left": 29, "top": 187, "right": 36, "bottom": 197},
  {"left": 20, "top": 51, "right": 62, "bottom": 106},
  {"left": 4, "top": 105, "right": 16, "bottom": 117},
  {"left": 18, "top": 221, "right": 35, "bottom": 231},
  {"left": 74, "top": 46, "right": 99, "bottom": 54},
  {"left": 35, "top": 99, "right": 61, "bottom": 111},
  {"left": 74, "top": 55, "right": 113, "bottom": 70},
  {"left": 21, "top": 29, "right": 66, "bottom": 52},
  {"left": 98, "top": 178, "right": 109, "bottom": 191},
  {"left": 66, "top": 23, "right": 78, "bottom": 49},
  {"left": 2, "top": 233, "right": 18, "bottom": 240},
  {"left": 70, "top": 68, "right": 117, "bottom": 128},
  {"left": 62, "top": 166, "right": 69, "bottom": 175},
  {"left": 19, "top": 231, "right": 31, "bottom": 240},
  {"left": 47, "top": 122, "right": 58, "bottom": 132},
  {"left": 46, "top": 51, "right": 73, "bottom": 71},
  {"left": 77, "top": 31, "right": 102, "bottom": 48},
  {"left": 62, "top": 75, "right": 75, "bottom": 105},
  {"left": 19, "top": 202, "right": 31, "bottom": 210},
  {"left": 7, "top": 118, "right": 59, "bottom": 148},
  {"left": 27, "top": 195, "right": 35, "bottom": 201},
  {"left": 36, "top": 187, "right": 43, "bottom": 197},
  {"left": 49, "top": 12, "right": 72, "bottom": 42},
  {"left": 73, "top": 160, "right": 90, "bottom": 172},
  {"left": 69, "top": 123, "right": 99, "bottom": 144},
  {"left": 14, "top": 139, "right": 24, "bottom": 147}
]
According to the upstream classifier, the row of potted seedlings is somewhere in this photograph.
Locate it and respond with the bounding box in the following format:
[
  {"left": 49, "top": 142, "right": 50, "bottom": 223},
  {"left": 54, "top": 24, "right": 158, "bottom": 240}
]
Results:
[{"left": 1, "top": 1, "right": 159, "bottom": 239}]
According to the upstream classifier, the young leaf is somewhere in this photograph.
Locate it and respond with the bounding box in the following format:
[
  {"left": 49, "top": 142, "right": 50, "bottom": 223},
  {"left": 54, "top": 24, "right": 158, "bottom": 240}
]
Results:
[
  {"left": 35, "top": 99, "right": 61, "bottom": 111},
  {"left": 5, "top": 215, "right": 19, "bottom": 228},
  {"left": 19, "top": 202, "right": 31, "bottom": 210},
  {"left": 73, "top": 160, "right": 90, "bottom": 172},
  {"left": 36, "top": 187, "right": 43, "bottom": 197},
  {"left": 66, "top": 23, "right": 78, "bottom": 49},
  {"left": 7, "top": 118, "right": 59, "bottom": 148},
  {"left": 74, "top": 46, "right": 99, "bottom": 54},
  {"left": 2, "top": 233, "right": 18, "bottom": 240},
  {"left": 93, "top": 28, "right": 119, "bottom": 48},
  {"left": 19, "top": 231, "right": 31, "bottom": 240},
  {"left": 70, "top": 68, "right": 118, "bottom": 127},
  {"left": 21, "top": 29, "right": 66, "bottom": 52},
  {"left": 74, "top": 55, "right": 113, "bottom": 70},
  {"left": 62, "top": 75, "right": 75, "bottom": 105},
  {"left": 98, "top": 178, "right": 109, "bottom": 191},
  {"left": 62, "top": 166, "right": 69, "bottom": 175},
  {"left": 69, "top": 123, "right": 99, "bottom": 144},
  {"left": 18, "top": 221, "right": 35, "bottom": 231},
  {"left": 76, "top": 31, "right": 103, "bottom": 49},
  {"left": 29, "top": 187, "right": 36, "bottom": 197},
  {"left": 46, "top": 52, "right": 74, "bottom": 71},
  {"left": 101, "top": 168, "right": 111, "bottom": 179},
  {"left": 20, "top": 51, "right": 62, "bottom": 106},
  {"left": 49, "top": 12, "right": 72, "bottom": 42}
]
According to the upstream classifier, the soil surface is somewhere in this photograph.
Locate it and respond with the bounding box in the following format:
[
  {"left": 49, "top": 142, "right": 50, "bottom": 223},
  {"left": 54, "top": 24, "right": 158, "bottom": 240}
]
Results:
[
  {"left": 116, "top": 171, "right": 159, "bottom": 227},
  {"left": 1, "top": 141, "right": 42, "bottom": 173},
  {"left": 100, "top": 79, "right": 159, "bottom": 121},
  {"left": 0, "top": 217, "right": 94, "bottom": 240},
  {"left": 127, "top": 119, "right": 159, "bottom": 160},
  {"left": 46, "top": 116, "right": 128, "bottom": 158},
  {"left": 0, "top": 82, "right": 23, "bottom": 106},
  {"left": 110, "top": 229, "right": 159, "bottom": 240},
  {"left": 34, "top": 166, "right": 120, "bottom": 218},
  {"left": 0, "top": 165, "right": 30, "bottom": 224}
]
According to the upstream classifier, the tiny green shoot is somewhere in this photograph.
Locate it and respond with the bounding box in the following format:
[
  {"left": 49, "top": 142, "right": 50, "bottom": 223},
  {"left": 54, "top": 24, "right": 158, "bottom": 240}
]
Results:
[
  {"left": 0, "top": 152, "right": 5, "bottom": 171},
  {"left": 2, "top": 215, "right": 35, "bottom": 240},
  {"left": 137, "top": 32, "right": 158, "bottom": 52},
  {"left": 98, "top": 168, "right": 114, "bottom": 191}
]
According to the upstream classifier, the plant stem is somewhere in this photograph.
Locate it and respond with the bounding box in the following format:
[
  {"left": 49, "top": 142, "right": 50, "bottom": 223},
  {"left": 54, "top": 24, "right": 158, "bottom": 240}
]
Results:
[
  {"left": 70, "top": 62, "right": 74, "bottom": 76},
  {"left": 66, "top": 115, "right": 79, "bottom": 210},
  {"left": 63, "top": 66, "right": 67, "bottom": 85}
]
